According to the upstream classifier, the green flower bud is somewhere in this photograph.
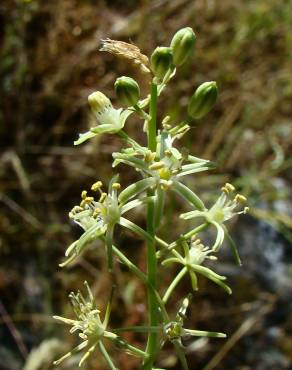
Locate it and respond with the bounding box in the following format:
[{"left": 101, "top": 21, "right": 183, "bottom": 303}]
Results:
[
  {"left": 170, "top": 27, "right": 196, "bottom": 66},
  {"left": 88, "top": 91, "right": 111, "bottom": 114},
  {"left": 114, "top": 76, "right": 140, "bottom": 106},
  {"left": 188, "top": 81, "right": 218, "bottom": 119},
  {"left": 150, "top": 47, "right": 173, "bottom": 81}
]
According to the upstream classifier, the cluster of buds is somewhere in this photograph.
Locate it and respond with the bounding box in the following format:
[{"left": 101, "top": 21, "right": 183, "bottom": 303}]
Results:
[{"left": 151, "top": 27, "right": 196, "bottom": 83}]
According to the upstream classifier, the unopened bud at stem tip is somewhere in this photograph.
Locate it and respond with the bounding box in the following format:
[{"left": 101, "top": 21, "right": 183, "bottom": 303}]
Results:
[
  {"left": 170, "top": 27, "right": 196, "bottom": 66},
  {"left": 114, "top": 76, "right": 140, "bottom": 107}
]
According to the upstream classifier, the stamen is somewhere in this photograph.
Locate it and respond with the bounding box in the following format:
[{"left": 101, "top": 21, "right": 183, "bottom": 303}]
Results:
[
  {"left": 99, "top": 192, "right": 107, "bottom": 202},
  {"left": 112, "top": 183, "right": 121, "bottom": 190},
  {"left": 243, "top": 206, "right": 249, "bottom": 213},
  {"left": 149, "top": 161, "right": 166, "bottom": 170},
  {"left": 164, "top": 149, "right": 172, "bottom": 157},
  {"left": 144, "top": 151, "right": 156, "bottom": 163},
  {"left": 225, "top": 183, "right": 235, "bottom": 192},
  {"left": 234, "top": 194, "right": 247, "bottom": 204},
  {"left": 91, "top": 181, "right": 103, "bottom": 192}
]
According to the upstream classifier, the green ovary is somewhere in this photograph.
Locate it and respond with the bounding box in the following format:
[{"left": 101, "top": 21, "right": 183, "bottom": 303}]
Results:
[{"left": 159, "top": 167, "right": 171, "bottom": 180}]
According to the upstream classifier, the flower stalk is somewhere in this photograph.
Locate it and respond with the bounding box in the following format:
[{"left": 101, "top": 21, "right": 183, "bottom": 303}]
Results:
[{"left": 54, "top": 27, "right": 248, "bottom": 369}]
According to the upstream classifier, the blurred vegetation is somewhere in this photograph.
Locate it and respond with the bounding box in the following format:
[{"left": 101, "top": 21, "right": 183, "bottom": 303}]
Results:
[{"left": 0, "top": 0, "right": 291, "bottom": 369}]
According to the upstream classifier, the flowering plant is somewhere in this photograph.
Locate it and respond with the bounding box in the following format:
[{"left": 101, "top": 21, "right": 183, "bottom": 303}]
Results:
[{"left": 54, "top": 27, "right": 248, "bottom": 369}]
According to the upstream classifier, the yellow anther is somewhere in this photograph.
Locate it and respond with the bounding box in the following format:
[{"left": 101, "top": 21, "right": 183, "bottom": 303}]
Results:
[
  {"left": 225, "top": 183, "right": 235, "bottom": 192},
  {"left": 112, "top": 183, "right": 121, "bottom": 190},
  {"left": 85, "top": 196, "right": 94, "bottom": 203},
  {"left": 91, "top": 181, "right": 103, "bottom": 192},
  {"left": 144, "top": 151, "right": 156, "bottom": 163},
  {"left": 234, "top": 194, "right": 247, "bottom": 204},
  {"left": 244, "top": 206, "right": 249, "bottom": 213},
  {"left": 163, "top": 123, "right": 172, "bottom": 130},
  {"left": 81, "top": 190, "right": 87, "bottom": 199},
  {"left": 80, "top": 200, "right": 86, "bottom": 208},
  {"left": 164, "top": 149, "right": 172, "bottom": 157},
  {"left": 162, "top": 115, "right": 171, "bottom": 125},
  {"left": 221, "top": 186, "right": 228, "bottom": 194},
  {"left": 71, "top": 206, "right": 83, "bottom": 214},
  {"left": 149, "top": 161, "right": 165, "bottom": 170}
]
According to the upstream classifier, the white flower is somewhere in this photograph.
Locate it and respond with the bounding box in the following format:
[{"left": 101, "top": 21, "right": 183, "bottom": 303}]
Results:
[
  {"left": 162, "top": 237, "right": 231, "bottom": 294},
  {"left": 53, "top": 282, "right": 116, "bottom": 367},
  {"left": 61, "top": 179, "right": 154, "bottom": 267},
  {"left": 74, "top": 91, "right": 132, "bottom": 145},
  {"left": 181, "top": 183, "right": 249, "bottom": 253}
]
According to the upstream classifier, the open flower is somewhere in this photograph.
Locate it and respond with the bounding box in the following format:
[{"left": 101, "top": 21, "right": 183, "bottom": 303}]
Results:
[
  {"left": 163, "top": 295, "right": 226, "bottom": 348},
  {"left": 113, "top": 131, "right": 213, "bottom": 211},
  {"left": 162, "top": 237, "right": 231, "bottom": 295},
  {"left": 53, "top": 282, "right": 117, "bottom": 367},
  {"left": 74, "top": 91, "right": 132, "bottom": 145},
  {"left": 181, "top": 183, "right": 249, "bottom": 253},
  {"left": 61, "top": 178, "right": 154, "bottom": 268}
]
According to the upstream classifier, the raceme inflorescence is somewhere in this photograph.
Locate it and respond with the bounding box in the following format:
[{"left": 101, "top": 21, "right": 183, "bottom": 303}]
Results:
[{"left": 54, "top": 27, "right": 248, "bottom": 369}]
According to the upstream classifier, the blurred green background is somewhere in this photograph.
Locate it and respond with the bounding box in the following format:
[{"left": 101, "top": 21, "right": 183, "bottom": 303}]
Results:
[{"left": 1, "top": 0, "right": 292, "bottom": 369}]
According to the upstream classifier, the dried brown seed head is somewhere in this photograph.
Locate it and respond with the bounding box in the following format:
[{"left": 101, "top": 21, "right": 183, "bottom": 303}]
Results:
[{"left": 100, "top": 39, "right": 150, "bottom": 74}]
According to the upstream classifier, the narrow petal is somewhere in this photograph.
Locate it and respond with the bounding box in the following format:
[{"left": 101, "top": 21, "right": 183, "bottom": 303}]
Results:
[
  {"left": 192, "top": 265, "right": 232, "bottom": 294},
  {"left": 211, "top": 222, "right": 225, "bottom": 251},
  {"left": 172, "top": 181, "right": 205, "bottom": 210},
  {"left": 180, "top": 210, "right": 204, "bottom": 220},
  {"left": 121, "top": 196, "right": 154, "bottom": 214},
  {"left": 183, "top": 328, "right": 226, "bottom": 338},
  {"left": 119, "top": 178, "right": 156, "bottom": 204},
  {"left": 189, "top": 270, "right": 198, "bottom": 291},
  {"left": 74, "top": 131, "right": 98, "bottom": 145}
]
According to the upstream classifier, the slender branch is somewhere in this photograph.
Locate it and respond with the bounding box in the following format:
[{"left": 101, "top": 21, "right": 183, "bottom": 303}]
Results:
[
  {"left": 112, "top": 245, "right": 169, "bottom": 321},
  {"left": 98, "top": 341, "right": 117, "bottom": 370},
  {"left": 163, "top": 267, "right": 187, "bottom": 304},
  {"left": 173, "top": 340, "right": 189, "bottom": 370}
]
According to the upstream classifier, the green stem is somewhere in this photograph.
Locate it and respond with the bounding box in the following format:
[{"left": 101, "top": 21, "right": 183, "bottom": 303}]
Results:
[
  {"left": 148, "top": 82, "right": 158, "bottom": 152},
  {"left": 173, "top": 340, "right": 189, "bottom": 370},
  {"left": 183, "top": 223, "right": 209, "bottom": 240},
  {"left": 112, "top": 245, "right": 169, "bottom": 321},
  {"left": 163, "top": 267, "right": 187, "bottom": 304},
  {"left": 154, "top": 187, "right": 165, "bottom": 229},
  {"left": 144, "top": 81, "right": 158, "bottom": 369},
  {"left": 98, "top": 341, "right": 117, "bottom": 370},
  {"left": 105, "top": 227, "right": 114, "bottom": 271}
]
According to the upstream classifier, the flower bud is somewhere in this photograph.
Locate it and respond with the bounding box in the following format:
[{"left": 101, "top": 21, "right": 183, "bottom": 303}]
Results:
[
  {"left": 170, "top": 27, "right": 196, "bottom": 66},
  {"left": 188, "top": 81, "right": 218, "bottom": 119},
  {"left": 88, "top": 91, "right": 111, "bottom": 114},
  {"left": 114, "top": 76, "right": 140, "bottom": 106},
  {"left": 150, "top": 47, "right": 173, "bottom": 80}
]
